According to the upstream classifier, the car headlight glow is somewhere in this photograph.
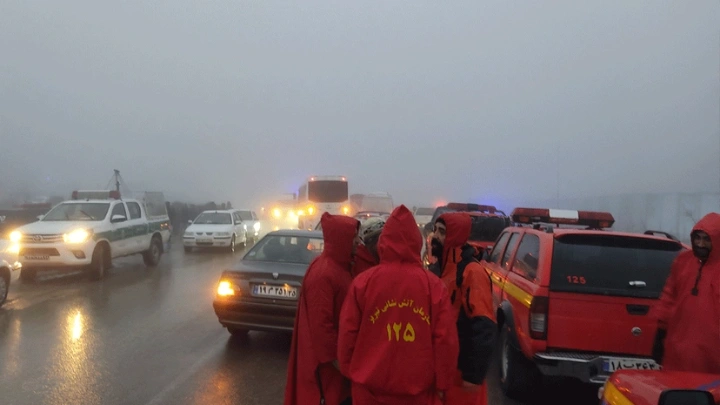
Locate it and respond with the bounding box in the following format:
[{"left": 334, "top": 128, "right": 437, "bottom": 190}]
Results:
[
  {"left": 272, "top": 208, "right": 282, "bottom": 219},
  {"left": 63, "top": 229, "right": 91, "bottom": 244},
  {"left": 217, "top": 280, "right": 235, "bottom": 297},
  {"left": 5, "top": 243, "right": 20, "bottom": 255},
  {"left": 253, "top": 222, "right": 260, "bottom": 231},
  {"left": 9, "top": 231, "right": 21, "bottom": 243},
  {"left": 342, "top": 206, "right": 350, "bottom": 215},
  {"left": 307, "top": 206, "right": 314, "bottom": 215}
]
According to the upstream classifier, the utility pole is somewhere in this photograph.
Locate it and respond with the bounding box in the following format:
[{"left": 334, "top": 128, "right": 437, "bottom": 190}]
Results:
[{"left": 114, "top": 169, "right": 121, "bottom": 193}]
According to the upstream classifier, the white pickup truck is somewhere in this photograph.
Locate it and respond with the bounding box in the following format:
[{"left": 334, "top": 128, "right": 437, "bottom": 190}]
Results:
[{"left": 10, "top": 190, "right": 171, "bottom": 282}]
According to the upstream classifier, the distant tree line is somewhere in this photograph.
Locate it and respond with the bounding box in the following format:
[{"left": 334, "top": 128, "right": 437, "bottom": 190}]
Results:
[{"left": 166, "top": 201, "right": 233, "bottom": 234}]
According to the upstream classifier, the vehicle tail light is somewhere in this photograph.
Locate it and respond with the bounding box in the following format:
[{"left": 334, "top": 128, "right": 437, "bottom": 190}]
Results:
[
  {"left": 217, "top": 280, "right": 235, "bottom": 297},
  {"left": 529, "top": 296, "right": 549, "bottom": 340}
]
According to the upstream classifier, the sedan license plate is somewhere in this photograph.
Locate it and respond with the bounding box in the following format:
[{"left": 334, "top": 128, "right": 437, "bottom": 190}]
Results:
[
  {"left": 252, "top": 284, "right": 298, "bottom": 299},
  {"left": 25, "top": 255, "right": 50, "bottom": 260},
  {"left": 603, "top": 358, "right": 660, "bottom": 373},
  {"left": 197, "top": 238, "right": 212, "bottom": 243}
]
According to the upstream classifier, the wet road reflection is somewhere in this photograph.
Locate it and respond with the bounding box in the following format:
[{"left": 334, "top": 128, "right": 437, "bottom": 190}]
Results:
[{"left": 0, "top": 241, "right": 598, "bottom": 405}]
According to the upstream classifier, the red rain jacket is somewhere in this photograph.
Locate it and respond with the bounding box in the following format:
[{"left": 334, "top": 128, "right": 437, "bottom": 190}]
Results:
[
  {"left": 284, "top": 212, "right": 360, "bottom": 405},
  {"left": 338, "top": 205, "right": 459, "bottom": 405},
  {"left": 655, "top": 212, "right": 720, "bottom": 373},
  {"left": 436, "top": 212, "right": 496, "bottom": 405},
  {"left": 352, "top": 244, "right": 378, "bottom": 278}
]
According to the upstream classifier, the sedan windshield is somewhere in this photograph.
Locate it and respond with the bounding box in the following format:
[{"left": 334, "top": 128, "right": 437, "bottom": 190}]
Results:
[
  {"left": 42, "top": 203, "right": 110, "bottom": 221},
  {"left": 194, "top": 212, "right": 232, "bottom": 225},
  {"left": 243, "top": 235, "right": 324, "bottom": 264}
]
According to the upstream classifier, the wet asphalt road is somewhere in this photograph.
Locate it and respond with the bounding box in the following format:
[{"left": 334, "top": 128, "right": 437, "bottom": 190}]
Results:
[{"left": 0, "top": 241, "right": 599, "bottom": 405}]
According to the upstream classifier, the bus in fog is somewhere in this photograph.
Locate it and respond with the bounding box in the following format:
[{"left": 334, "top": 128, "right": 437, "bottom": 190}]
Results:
[{"left": 296, "top": 176, "right": 351, "bottom": 229}]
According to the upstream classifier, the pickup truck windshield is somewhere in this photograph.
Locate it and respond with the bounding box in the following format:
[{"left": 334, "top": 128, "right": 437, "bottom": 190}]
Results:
[
  {"left": 194, "top": 213, "right": 232, "bottom": 225},
  {"left": 42, "top": 203, "right": 110, "bottom": 221}
]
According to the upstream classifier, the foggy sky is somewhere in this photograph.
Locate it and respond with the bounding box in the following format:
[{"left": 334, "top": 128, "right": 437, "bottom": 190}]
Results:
[{"left": 1, "top": 0, "right": 719, "bottom": 209}]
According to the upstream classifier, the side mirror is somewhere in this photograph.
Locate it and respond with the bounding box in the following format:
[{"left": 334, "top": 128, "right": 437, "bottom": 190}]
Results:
[
  {"left": 37, "top": 215, "right": 44, "bottom": 220},
  {"left": 188, "top": 220, "right": 193, "bottom": 224},
  {"left": 658, "top": 390, "right": 714, "bottom": 405},
  {"left": 111, "top": 214, "right": 127, "bottom": 223}
]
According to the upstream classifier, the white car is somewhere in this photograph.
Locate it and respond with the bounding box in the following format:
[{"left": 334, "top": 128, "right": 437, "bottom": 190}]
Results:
[
  {"left": 0, "top": 240, "right": 21, "bottom": 307},
  {"left": 184, "top": 210, "right": 253, "bottom": 253}
]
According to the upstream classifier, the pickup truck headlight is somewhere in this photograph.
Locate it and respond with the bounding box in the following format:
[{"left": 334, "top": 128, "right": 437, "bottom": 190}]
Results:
[
  {"left": 63, "top": 229, "right": 92, "bottom": 244},
  {"left": 9, "top": 231, "right": 21, "bottom": 243},
  {"left": 4, "top": 243, "right": 20, "bottom": 255}
]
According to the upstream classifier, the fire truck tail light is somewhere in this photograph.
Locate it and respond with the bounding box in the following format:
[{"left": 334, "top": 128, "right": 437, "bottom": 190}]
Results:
[
  {"left": 511, "top": 208, "right": 615, "bottom": 228},
  {"left": 529, "top": 296, "right": 549, "bottom": 340}
]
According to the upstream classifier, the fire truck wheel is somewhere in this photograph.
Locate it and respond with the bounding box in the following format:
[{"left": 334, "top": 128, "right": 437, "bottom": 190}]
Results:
[{"left": 499, "top": 326, "right": 540, "bottom": 399}]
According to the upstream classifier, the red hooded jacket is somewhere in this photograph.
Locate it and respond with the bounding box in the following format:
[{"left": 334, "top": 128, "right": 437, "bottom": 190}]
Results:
[
  {"left": 284, "top": 212, "right": 360, "bottom": 405},
  {"left": 338, "top": 205, "right": 459, "bottom": 405},
  {"left": 436, "top": 212, "right": 496, "bottom": 405},
  {"left": 352, "top": 244, "right": 378, "bottom": 278},
  {"left": 655, "top": 212, "right": 720, "bottom": 373}
]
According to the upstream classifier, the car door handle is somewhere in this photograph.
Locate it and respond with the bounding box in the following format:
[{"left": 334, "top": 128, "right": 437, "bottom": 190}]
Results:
[{"left": 626, "top": 304, "right": 650, "bottom": 316}]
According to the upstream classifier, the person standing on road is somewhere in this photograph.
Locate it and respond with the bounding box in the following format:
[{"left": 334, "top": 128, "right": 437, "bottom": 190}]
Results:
[
  {"left": 338, "top": 205, "right": 459, "bottom": 405},
  {"left": 284, "top": 212, "right": 361, "bottom": 405},
  {"left": 428, "top": 212, "right": 496, "bottom": 405},
  {"left": 653, "top": 212, "right": 720, "bottom": 373},
  {"left": 351, "top": 217, "right": 386, "bottom": 278}
]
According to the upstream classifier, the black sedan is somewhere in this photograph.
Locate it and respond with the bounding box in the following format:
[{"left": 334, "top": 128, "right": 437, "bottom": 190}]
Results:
[{"left": 212, "top": 229, "right": 323, "bottom": 337}]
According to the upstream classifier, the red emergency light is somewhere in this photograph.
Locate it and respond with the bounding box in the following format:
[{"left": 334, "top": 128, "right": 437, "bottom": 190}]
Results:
[
  {"left": 511, "top": 208, "right": 615, "bottom": 229},
  {"left": 446, "top": 203, "right": 497, "bottom": 213}
]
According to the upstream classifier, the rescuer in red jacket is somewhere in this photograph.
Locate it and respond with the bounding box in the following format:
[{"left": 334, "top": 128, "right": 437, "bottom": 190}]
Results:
[
  {"left": 284, "top": 212, "right": 361, "bottom": 405},
  {"left": 338, "top": 205, "right": 459, "bottom": 405},
  {"left": 351, "top": 217, "right": 386, "bottom": 278},
  {"left": 653, "top": 212, "right": 720, "bottom": 374},
  {"left": 429, "top": 212, "right": 496, "bottom": 405}
]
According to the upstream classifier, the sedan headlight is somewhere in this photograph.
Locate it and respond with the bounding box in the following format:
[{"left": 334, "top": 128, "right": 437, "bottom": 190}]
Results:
[
  {"left": 9, "top": 231, "right": 21, "bottom": 243},
  {"left": 253, "top": 222, "right": 261, "bottom": 231},
  {"left": 217, "top": 280, "right": 235, "bottom": 297},
  {"left": 63, "top": 229, "right": 92, "bottom": 244},
  {"left": 184, "top": 232, "right": 194, "bottom": 237}
]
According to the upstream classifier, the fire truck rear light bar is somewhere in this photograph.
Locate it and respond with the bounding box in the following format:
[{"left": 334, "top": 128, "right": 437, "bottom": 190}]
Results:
[{"left": 511, "top": 208, "right": 615, "bottom": 228}]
